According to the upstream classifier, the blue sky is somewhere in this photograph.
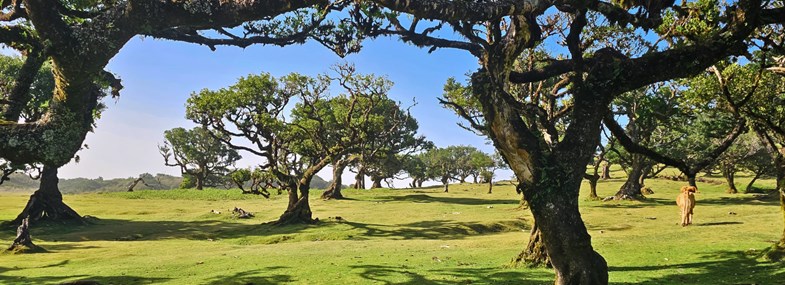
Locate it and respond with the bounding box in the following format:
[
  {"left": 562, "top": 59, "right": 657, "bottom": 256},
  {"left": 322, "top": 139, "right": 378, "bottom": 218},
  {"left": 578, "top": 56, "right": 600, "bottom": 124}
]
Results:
[{"left": 59, "top": 35, "right": 514, "bottom": 186}]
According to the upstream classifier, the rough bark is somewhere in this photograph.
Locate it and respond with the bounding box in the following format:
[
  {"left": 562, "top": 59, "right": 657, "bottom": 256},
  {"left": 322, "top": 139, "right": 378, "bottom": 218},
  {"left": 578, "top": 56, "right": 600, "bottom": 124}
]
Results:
[
  {"left": 277, "top": 181, "right": 315, "bottom": 225},
  {"left": 8, "top": 166, "right": 83, "bottom": 226},
  {"left": 7, "top": 216, "right": 36, "bottom": 251},
  {"left": 322, "top": 159, "right": 348, "bottom": 200},
  {"left": 474, "top": 68, "right": 609, "bottom": 284},
  {"left": 586, "top": 175, "right": 600, "bottom": 200},
  {"left": 765, "top": 154, "right": 785, "bottom": 261},
  {"left": 513, "top": 222, "right": 551, "bottom": 267}
]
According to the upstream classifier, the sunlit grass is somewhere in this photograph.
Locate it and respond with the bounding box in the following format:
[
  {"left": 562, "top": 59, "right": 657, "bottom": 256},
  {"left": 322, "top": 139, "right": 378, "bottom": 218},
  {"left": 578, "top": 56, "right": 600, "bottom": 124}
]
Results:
[{"left": 0, "top": 174, "right": 782, "bottom": 284}]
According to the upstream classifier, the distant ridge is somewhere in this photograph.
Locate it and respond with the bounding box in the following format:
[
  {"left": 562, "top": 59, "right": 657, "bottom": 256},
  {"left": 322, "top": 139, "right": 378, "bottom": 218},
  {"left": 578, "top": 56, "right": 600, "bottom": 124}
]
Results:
[{"left": 0, "top": 173, "right": 333, "bottom": 193}]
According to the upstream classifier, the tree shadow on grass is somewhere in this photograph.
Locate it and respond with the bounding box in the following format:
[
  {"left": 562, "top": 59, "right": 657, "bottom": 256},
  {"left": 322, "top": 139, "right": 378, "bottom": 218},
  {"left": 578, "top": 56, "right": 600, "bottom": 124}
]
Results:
[
  {"left": 609, "top": 250, "right": 785, "bottom": 284},
  {"left": 595, "top": 198, "right": 673, "bottom": 209},
  {"left": 0, "top": 271, "right": 169, "bottom": 284},
  {"left": 1, "top": 216, "right": 528, "bottom": 244},
  {"left": 373, "top": 194, "right": 518, "bottom": 206},
  {"left": 350, "top": 264, "right": 553, "bottom": 285},
  {"left": 203, "top": 267, "right": 294, "bottom": 285},
  {"left": 341, "top": 219, "right": 529, "bottom": 240}
]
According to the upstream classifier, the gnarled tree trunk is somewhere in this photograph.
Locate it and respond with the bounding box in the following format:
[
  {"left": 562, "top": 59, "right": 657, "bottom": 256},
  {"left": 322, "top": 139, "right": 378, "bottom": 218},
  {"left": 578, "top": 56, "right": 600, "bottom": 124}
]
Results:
[
  {"left": 585, "top": 174, "right": 600, "bottom": 200},
  {"left": 514, "top": 221, "right": 551, "bottom": 267},
  {"left": 9, "top": 166, "right": 82, "bottom": 226},
  {"left": 614, "top": 155, "right": 646, "bottom": 200},
  {"left": 322, "top": 159, "right": 348, "bottom": 200},
  {"left": 277, "top": 177, "right": 316, "bottom": 225}
]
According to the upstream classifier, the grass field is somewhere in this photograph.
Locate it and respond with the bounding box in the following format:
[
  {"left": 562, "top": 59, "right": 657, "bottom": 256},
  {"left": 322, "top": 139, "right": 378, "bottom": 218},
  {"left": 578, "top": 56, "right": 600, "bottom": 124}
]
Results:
[{"left": 1, "top": 171, "right": 783, "bottom": 285}]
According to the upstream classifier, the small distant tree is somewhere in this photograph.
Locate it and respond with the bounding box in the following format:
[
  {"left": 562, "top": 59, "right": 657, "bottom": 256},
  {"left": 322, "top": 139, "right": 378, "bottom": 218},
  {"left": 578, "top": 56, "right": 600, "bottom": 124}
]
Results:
[
  {"left": 230, "top": 168, "right": 277, "bottom": 198},
  {"left": 159, "top": 127, "right": 241, "bottom": 190},
  {"left": 469, "top": 150, "right": 494, "bottom": 184},
  {"left": 402, "top": 154, "right": 429, "bottom": 189},
  {"left": 423, "top": 147, "right": 463, "bottom": 192},
  {"left": 481, "top": 152, "right": 508, "bottom": 194}
]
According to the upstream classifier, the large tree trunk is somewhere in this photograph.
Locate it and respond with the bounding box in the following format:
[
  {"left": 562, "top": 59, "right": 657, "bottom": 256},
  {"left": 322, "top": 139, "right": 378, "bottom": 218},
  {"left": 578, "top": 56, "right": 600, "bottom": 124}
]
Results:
[
  {"left": 322, "top": 159, "right": 348, "bottom": 200},
  {"left": 721, "top": 164, "right": 738, "bottom": 194},
  {"left": 765, "top": 154, "right": 785, "bottom": 261},
  {"left": 614, "top": 155, "right": 646, "bottom": 200},
  {"left": 277, "top": 179, "right": 315, "bottom": 225},
  {"left": 9, "top": 166, "right": 83, "bottom": 226},
  {"left": 487, "top": 179, "right": 493, "bottom": 194},
  {"left": 370, "top": 176, "right": 383, "bottom": 189},
  {"left": 526, "top": 173, "right": 608, "bottom": 284},
  {"left": 514, "top": 221, "right": 551, "bottom": 267}
]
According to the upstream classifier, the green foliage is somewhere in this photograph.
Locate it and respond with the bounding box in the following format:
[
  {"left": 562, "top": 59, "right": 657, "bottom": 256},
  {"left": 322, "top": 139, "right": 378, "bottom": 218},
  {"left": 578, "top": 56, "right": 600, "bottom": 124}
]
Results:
[
  {"left": 160, "top": 127, "right": 241, "bottom": 189},
  {"left": 0, "top": 55, "right": 55, "bottom": 122}
]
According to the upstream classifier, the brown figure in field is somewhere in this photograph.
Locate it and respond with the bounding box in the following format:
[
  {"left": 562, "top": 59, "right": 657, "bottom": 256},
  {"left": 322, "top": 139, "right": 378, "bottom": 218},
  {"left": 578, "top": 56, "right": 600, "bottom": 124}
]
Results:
[{"left": 676, "top": 186, "right": 697, "bottom": 226}]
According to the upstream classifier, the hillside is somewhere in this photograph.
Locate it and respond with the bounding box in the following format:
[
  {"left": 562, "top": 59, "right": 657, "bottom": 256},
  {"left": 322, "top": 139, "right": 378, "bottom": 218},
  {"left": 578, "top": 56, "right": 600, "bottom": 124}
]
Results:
[{"left": 0, "top": 172, "right": 334, "bottom": 193}]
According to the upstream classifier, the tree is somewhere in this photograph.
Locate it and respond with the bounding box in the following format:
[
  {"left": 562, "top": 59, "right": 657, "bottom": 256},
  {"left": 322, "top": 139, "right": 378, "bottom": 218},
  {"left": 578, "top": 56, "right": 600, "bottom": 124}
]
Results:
[
  {"left": 585, "top": 139, "right": 613, "bottom": 200},
  {"left": 355, "top": 1, "right": 784, "bottom": 282},
  {"left": 422, "top": 147, "right": 461, "bottom": 192},
  {"left": 230, "top": 167, "right": 277, "bottom": 197},
  {"left": 0, "top": 54, "right": 109, "bottom": 226},
  {"left": 1, "top": 1, "right": 782, "bottom": 283},
  {"left": 159, "top": 127, "right": 241, "bottom": 190},
  {"left": 401, "top": 153, "right": 429, "bottom": 188},
  {"left": 187, "top": 64, "right": 412, "bottom": 224},
  {"left": 332, "top": 91, "right": 428, "bottom": 194},
  {"left": 480, "top": 152, "right": 508, "bottom": 194}
]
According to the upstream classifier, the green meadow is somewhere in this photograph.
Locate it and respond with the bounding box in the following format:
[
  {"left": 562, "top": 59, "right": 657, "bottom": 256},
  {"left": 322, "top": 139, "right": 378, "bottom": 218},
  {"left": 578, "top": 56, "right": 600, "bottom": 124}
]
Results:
[{"left": 1, "top": 171, "right": 783, "bottom": 284}]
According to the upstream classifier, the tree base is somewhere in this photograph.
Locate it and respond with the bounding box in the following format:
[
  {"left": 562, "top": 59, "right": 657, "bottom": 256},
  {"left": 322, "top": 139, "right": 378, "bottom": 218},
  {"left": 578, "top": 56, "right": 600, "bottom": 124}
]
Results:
[
  {"left": 763, "top": 241, "right": 785, "bottom": 262},
  {"left": 726, "top": 188, "right": 738, "bottom": 194},
  {"left": 511, "top": 224, "right": 551, "bottom": 268},
  {"left": 321, "top": 189, "right": 344, "bottom": 200},
  {"left": 5, "top": 192, "right": 85, "bottom": 227},
  {"left": 275, "top": 200, "right": 317, "bottom": 225}
]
